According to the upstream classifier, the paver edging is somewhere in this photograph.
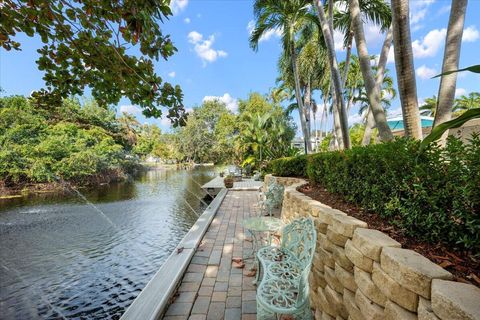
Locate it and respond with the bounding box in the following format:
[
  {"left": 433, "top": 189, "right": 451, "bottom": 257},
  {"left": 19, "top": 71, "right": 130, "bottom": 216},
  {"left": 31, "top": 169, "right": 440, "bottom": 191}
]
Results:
[{"left": 120, "top": 188, "right": 228, "bottom": 320}]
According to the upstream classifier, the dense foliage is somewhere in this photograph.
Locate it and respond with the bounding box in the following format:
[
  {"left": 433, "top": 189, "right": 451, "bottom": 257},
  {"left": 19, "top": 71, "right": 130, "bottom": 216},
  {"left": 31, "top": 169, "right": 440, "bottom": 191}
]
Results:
[
  {"left": 1, "top": 0, "right": 186, "bottom": 125},
  {"left": 267, "top": 138, "right": 480, "bottom": 251},
  {"left": 175, "top": 93, "right": 297, "bottom": 167},
  {"left": 0, "top": 96, "right": 142, "bottom": 186}
]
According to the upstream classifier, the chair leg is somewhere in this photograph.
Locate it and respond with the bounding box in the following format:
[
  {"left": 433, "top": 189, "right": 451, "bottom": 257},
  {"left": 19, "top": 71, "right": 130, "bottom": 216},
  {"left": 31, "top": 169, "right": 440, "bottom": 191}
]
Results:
[{"left": 256, "top": 300, "right": 276, "bottom": 320}]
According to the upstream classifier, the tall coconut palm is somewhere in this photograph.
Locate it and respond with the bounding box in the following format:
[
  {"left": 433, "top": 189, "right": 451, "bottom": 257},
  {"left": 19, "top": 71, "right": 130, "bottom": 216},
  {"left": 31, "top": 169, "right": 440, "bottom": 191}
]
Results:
[
  {"left": 250, "top": 0, "right": 316, "bottom": 152},
  {"left": 391, "top": 0, "right": 422, "bottom": 139},
  {"left": 349, "top": 0, "right": 393, "bottom": 142},
  {"left": 419, "top": 96, "right": 438, "bottom": 117},
  {"left": 454, "top": 92, "right": 480, "bottom": 112},
  {"left": 434, "top": 0, "right": 468, "bottom": 145},
  {"left": 313, "top": 0, "right": 350, "bottom": 149}
]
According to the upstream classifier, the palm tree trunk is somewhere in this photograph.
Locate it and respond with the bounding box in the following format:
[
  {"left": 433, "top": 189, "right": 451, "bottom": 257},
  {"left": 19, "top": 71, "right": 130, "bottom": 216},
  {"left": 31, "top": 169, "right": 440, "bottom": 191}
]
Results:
[
  {"left": 342, "top": 27, "right": 354, "bottom": 87},
  {"left": 290, "top": 43, "right": 312, "bottom": 153},
  {"left": 361, "top": 25, "right": 393, "bottom": 145},
  {"left": 350, "top": 0, "right": 393, "bottom": 142},
  {"left": 330, "top": 80, "right": 343, "bottom": 148},
  {"left": 304, "top": 80, "right": 313, "bottom": 149},
  {"left": 391, "top": 0, "right": 423, "bottom": 139},
  {"left": 434, "top": 0, "right": 468, "bottom": 145},
  {"left": 314, "top": 0, "right": 350, "bottom": 149},
  {"left": 362, "top": 109, "right": 375, "bottom": 145}
]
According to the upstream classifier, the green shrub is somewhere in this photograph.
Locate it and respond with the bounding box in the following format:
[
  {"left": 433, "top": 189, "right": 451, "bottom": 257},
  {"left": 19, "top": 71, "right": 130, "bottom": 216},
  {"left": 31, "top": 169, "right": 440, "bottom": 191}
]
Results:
[
  {"left": 267, "top": 137, "right": 480, "bottom": 252},
  {"left": 266, "top": 154, "right": 308, "bottom": 177}
]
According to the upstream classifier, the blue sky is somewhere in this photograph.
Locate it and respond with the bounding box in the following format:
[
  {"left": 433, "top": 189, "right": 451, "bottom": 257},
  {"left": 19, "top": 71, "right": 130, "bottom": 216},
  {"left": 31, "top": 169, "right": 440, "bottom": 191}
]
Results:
[{"left": 1, "top": 0, "right": 480, "bottom": 136}]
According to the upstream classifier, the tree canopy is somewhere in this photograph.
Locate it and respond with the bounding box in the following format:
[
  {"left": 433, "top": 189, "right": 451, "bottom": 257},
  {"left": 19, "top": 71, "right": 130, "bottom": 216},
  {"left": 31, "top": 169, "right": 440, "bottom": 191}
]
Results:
[{"left": 1, "top": 0, "right": 186, "bottom": 125}]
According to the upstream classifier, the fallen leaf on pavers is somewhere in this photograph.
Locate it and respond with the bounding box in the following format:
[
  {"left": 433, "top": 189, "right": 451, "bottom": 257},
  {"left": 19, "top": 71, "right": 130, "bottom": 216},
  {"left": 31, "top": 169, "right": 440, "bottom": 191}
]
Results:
[
  {"left": 233, "top": 261, "right": 245, "bottom": 269},
  {"left": 279, "top": 315, "right": 294, "bottom": 320},
  {"left": 232, "top": 257, "right": 243, "bottom": 263},
  {"left": 245, "top": 238, "right": 253, "bottom": 242},
  {"left": 176, "top": 247, "right": 184, "bottom": 254},
  {"left": 244, "top": 269, "right": 257, "bottom": 277}
]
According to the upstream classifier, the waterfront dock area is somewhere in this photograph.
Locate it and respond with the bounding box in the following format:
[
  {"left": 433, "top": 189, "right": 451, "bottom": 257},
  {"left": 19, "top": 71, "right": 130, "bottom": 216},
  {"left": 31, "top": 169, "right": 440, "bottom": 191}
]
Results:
[
  {"left": 162, "top": 190, "right": 259, "bottom": 320},
  {"left": 201, "top": 177, "right": 263, "bottom": 195}
]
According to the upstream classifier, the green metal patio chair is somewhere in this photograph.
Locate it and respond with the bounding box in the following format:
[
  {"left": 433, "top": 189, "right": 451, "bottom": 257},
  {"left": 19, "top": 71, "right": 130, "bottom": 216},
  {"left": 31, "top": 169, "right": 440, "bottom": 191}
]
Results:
[{"left": 256, "top": 218, "right": 316, "bottom": 320}]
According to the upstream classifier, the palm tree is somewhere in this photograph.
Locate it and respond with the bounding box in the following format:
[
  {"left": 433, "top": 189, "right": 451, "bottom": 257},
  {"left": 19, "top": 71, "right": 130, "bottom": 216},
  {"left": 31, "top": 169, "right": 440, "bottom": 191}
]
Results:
[
  {"left": 118, "top": 112, "right": 140, "bottom": 147},
  {"left": 419, "top": 96, "right": 438, "bottom": 117},
  {"left": 454, "top": 92, "right": 480, "bottom": 113},
  {"left": 312, "top": 0, "right": 350, "bottom": 149},
  {"left": 434, "top": 0, "right": 468, "bottom": 145},
  {"left": 391, "top": 0, "right": 422, "bottom": 139},
  {"left": 250, "top": 0, "right": 316, "bottom": 152},
  {"left": 349, "top": 0, "right": 393, "bottom": 142}
]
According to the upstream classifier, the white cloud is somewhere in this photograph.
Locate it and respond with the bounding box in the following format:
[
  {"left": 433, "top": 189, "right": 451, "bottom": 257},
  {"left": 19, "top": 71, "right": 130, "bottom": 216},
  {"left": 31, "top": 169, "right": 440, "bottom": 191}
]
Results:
[
  {"left": 463, "top": 26, "right": 479, "bottom": 42},
  {"left": 203, "top": 93, "right": 238, "bottom": 113},
  {"left": 170, "top": 0, "right": 188, "bottom": 15},
  {"left": 184, "top": 17, "right": 191, "bottom": 24},
  {"left": 160, "top": 117, "right": 171, "bottom": 126},
  {"left": 120, "top": 105, "right": 141, "bottom": 114},
  {"left": 455, "top": 88, "right": 466, "bottom": 97},
  {"left": 364, "top": 23, "right": 383, "bottom": 46},
  {"left": 188, "top": 31, "right": 227, "bottom": 65},
  {"left": 387, "top": 46, "right": 395, "bottom": 64},
  {"left": 416, "top": 65, "right": 437, "bottom": 79},
  {"left": 246, "top": 20, "right": 283, "bottom": 42},
  {"left": 410, "top": 0, "right": 435, "bottom": 30},
  {"left": 348, "top": 113, "right": 364, "bottom": 126},
  {"left": 412, "top": 28, "right": 447, "bottom": 58},
  {"left": 168, "top": 71, "right": 176, "bottom": 78},
  {"left": 333, "top": 29, "right": 345, "bottom": 51}
]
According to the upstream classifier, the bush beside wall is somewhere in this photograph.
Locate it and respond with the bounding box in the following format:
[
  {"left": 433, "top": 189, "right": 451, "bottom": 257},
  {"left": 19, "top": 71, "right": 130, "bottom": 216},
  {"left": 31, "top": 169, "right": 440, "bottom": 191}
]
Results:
[{"left": 267, "top": 137, "right": 480, "bottom": 252}]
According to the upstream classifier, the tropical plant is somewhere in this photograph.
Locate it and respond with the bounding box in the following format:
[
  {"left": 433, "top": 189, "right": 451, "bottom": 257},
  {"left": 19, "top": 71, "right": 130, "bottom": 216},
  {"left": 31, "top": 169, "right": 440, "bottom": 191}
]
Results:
[
  {"left": 454, "top": 93, "right": 480, "bottom": 113},
  {"left": 250, "top": 0, "right": 316, "bottom": 152},
  {"left": 419, "top": 96, "right": 439, "bottom": 117}
]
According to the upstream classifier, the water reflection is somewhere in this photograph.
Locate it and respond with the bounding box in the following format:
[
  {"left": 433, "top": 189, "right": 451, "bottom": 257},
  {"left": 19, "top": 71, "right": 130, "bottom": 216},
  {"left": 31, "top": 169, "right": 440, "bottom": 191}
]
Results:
[{"left": 0, "top": 167, "right": 216, "bottom": 319}]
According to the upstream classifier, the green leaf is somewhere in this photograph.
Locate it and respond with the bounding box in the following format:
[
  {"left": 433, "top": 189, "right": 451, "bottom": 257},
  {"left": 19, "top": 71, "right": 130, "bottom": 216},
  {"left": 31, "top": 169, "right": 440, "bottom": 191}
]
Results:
[
  {"left": 432, "top": 65, "right": 480, "bottom": 78},
  {"left": 420, "top": 108, "right": 480, "bottom": 150}
]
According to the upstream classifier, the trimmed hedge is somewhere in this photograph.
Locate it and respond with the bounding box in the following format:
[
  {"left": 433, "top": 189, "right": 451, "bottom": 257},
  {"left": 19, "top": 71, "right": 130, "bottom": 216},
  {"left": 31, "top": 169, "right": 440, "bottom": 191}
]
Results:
[
  {"left": 266, "top": 154, "right": 307, "bottom": 177},
  {"left": 267, "top": 137, "right": 480, "bottom": 252}
]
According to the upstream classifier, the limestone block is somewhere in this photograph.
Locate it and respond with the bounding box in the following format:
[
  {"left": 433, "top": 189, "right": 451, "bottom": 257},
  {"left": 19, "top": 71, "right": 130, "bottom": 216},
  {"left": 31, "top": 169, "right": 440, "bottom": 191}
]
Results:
[
  {"left": 431, "top": 279, "right": 480, "bottom": 320},
  {"left": 418, "top": 297, "right": 439, "bottom": 320},
  {"left": 314, "top": 218, "right": 329, "bottom": 234},
  {"left": 380, "top": 248, "right": 453, "bottom": 299},
  {"left": 354, "top": 266, "right": 387, "bottom": 306},
  {"left": 344, "top": 240, "right": 373, "bottom": 272},
  {"left": 322, "top": 311, "right": 335, "bottom": 320},
  {"left": 344, "top": 288, "right": 365, "bottom": 320},
  {"left": 313, "top": 254, "right": 325, "bottom": 273},
  {"left": 332, "top": 214, "right": 368, "bottom": 238},
  {"left": 315, "top": 309, "right": 322, "bottom": 320},
  {"left": 311, "top": 202, "right": 333, "bottom": 217},
  {"left": 325, "top": 284, "right": 348, "bottom": 319},
  {"left": 325, "top": 265, "right": 344, "bottom": 293},
  {"left": 332, "top": 245, "right": 354, "bottom": 272},
  {"left": 322, "top": 236, "right": 336, "bottom": 253},
  {"left": 327, "top": 227, "right": 349, "bottom": 247},
  {"left": 384, "top": 300, "right": 417, "bottom": 320},
  {"left": 310, "top": 269, "right": 327, "bottom": 289},
  {"left": 317, "top": 207, "right": 347, "bottom": 226},
  {"left": 319, "top": 247, "right": 336, "bottom": 269},
  {"left": 352, "top": 228, "right": 401, "bottom": 261},
  {"left": 317, "top": 287, "right": 337, "bottom": 317},
  {"left": 318, "top": 232, "right": 328, "bottom": 249},
  {"left": 355, "top": 288, "right": 384, "bottom": 320},
  {"left": 335, "top": 263, "right": 357, "bottom": 292},
  {"left": 372, "top": 262, "right": 418, "bottom": 312}
]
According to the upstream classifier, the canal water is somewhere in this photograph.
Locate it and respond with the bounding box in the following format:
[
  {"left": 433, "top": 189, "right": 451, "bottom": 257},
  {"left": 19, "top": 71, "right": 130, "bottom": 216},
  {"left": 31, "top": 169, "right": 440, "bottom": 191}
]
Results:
[{"left": 0, "top": 167, "right": 216, "bottom": 319}]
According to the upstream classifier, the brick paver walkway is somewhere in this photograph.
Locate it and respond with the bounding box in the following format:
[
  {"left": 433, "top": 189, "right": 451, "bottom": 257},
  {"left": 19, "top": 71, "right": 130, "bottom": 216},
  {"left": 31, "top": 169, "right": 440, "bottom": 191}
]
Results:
[{"left": 163, "top": 190, "right": 260, "bottom": 320}]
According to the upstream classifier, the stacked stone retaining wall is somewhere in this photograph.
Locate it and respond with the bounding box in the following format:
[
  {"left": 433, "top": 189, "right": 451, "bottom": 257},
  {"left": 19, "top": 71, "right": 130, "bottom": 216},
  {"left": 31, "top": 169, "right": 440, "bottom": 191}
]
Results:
[{"left": 265, "top": 175, "right": 480, "bottom": 320}]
